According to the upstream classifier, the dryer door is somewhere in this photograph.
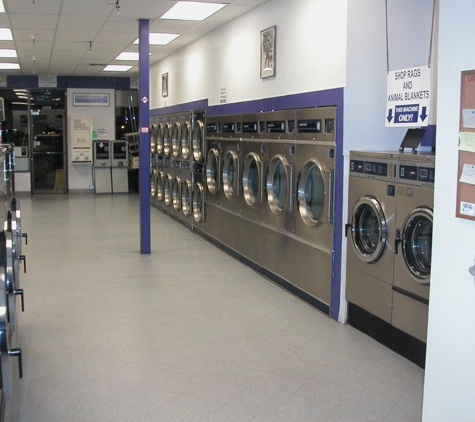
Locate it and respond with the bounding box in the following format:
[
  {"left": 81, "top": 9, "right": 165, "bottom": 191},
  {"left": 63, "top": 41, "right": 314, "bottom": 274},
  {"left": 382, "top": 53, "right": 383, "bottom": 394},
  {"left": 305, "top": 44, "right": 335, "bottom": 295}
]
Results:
[
  {"left": 192, "top": 181, "right": 205, "bottom": 223},
  {"left": 206, "top": 148, "right": 221, "bottom": 195},
  {"left": 401, "top": 207, "right": 433, "bottom": 283},
  {"left": 150, "top": 124, "right": 157, "bottom": 154},
  {"left": 181, "top": 179, "right": 192, "bottom": 217},
  {"left": 192, "top": 120, "right": 205, "bottom": 163},
  {"left": 164, "top": 174, "right": 172, "bottom": 206},
  {"left": 163, "top": 123, "right": 172, "bottom": 157},
  {"left": 222, "top": 150, "right": 240, "bottom": 199},
  {"left": 150, "top": 170, "right": 157, "bottom": 202},
  {"left": 181, "top": 121, "right": 192, "bottom": 161},
  {"left": 156, "top": 124, "right": 164, "bottom": 155},
  {"left": 297, "top": 159, "right": 332, "bottom": 227},
  {"left": 267, "top": 154, "right": 294, "bottom": 214},
  {"left": 243, "top": 152, "right": 264, "bottom": 207},
  {"left": 350, "top": 195, "right": 387, "bottom": 263},
  {"left": 172, "top": 176, "right": 182, "bottom": 211},
  {"left": 171, "top": 122, "right": 181, "bottom": 159}
]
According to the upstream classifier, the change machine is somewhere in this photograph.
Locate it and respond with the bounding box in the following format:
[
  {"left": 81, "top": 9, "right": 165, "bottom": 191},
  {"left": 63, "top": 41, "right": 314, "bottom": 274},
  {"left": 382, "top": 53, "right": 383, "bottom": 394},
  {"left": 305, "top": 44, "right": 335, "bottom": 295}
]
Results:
[
  {"left": 93, "top": 140, "right": 112, "bottom": 193},
  {"left": 111, "top": 140, "right": 129, "bottom": 193}
]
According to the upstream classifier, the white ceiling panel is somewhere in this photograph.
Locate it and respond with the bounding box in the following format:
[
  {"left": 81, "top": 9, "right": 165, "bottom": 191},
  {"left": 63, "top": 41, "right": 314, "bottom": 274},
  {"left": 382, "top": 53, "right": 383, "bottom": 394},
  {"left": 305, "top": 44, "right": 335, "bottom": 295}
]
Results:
[{"left": 0, "top": 0, "right": 269, "bottom": 76}]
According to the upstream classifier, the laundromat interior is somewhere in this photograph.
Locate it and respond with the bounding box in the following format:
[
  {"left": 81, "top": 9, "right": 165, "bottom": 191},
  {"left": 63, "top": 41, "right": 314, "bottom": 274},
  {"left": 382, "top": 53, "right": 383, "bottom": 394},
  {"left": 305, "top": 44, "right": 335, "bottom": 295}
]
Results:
[{"left": 0, "top": 0, "right": 473, "bottom": 420}]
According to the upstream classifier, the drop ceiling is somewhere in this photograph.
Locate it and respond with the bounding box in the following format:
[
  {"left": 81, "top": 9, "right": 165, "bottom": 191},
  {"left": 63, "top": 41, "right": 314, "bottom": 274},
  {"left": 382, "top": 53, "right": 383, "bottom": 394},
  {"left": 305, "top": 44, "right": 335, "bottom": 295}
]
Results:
[{"left": 0, "top": 0, "right": 269, "bottom": 77}]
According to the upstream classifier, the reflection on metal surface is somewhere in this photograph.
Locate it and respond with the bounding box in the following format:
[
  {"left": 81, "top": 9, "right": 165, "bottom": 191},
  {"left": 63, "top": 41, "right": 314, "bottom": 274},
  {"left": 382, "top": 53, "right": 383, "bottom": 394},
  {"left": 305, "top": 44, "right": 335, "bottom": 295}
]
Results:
[
  {"left": 206, "top": 148, "right": 220, "bottom": 195},
  {"left": 192, "top": 182, "right": 205, "bottom": 223},
  {"left": 243, "top": 152, "right": 263, "bottom": 207},
  {"left": 181, "top": 179, "right": 192, "bottom": 217},
  {"left": 298, "top": 159, "right": 325, "bottom": 227},
  {"left": 222, "top": 150, "right": 240, "bottom": 200},
  {"left": 192, "top": 120, "right": 205, "bottom": 163},
  {"left": 181, "top": 121, "right": 192, "bottom": 161}
]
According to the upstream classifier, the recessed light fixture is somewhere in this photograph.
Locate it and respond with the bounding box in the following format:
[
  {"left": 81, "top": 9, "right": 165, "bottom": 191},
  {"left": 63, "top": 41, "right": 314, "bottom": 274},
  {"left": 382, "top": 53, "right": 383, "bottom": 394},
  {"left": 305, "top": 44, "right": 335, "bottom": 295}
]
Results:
[
  {"left": 0, "top": 1, "right": 5, "bottom": 13},
  {"left": 133, "top": 33, "right": 180, "bottom": 46},
  {"left": 115, "top": 52, "right": 151, "bottom": 61},
  {"left": 161, "top": 1, "right": 226, "bottom": 21},
  {"left": 0, "top": 28, "right": 13, "bottom": 41},
  {"left": 0, "top": 49, "right": 17, "bottom": 58},
  {"left": 0, "top": 63, "right": 20, "bottom": 70},
  {"left": 103, "top": 64, "right": 133, "bottom": 72}
]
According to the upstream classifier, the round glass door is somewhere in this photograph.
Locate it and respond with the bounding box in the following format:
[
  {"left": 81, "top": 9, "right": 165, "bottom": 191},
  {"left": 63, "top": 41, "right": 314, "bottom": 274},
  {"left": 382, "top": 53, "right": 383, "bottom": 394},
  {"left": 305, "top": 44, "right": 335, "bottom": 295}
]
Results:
[
  {"left": 181, "top": 121, "right": 192, "bottom": 161},
  {"left": 172, "top": 176, "right": 181, "bottom": 211},
  {"left": 401, "top": 207, "right": 433, "bottom": 283},
  {"left": 182, "top": 179, "right": 192, "bottom": 217},
  {"left": 156, "top": 124, "right": 164, "bottom": 155},
  {"left": 171, "top": 122, "right": 181, "bottom": 159},
  {"left": 350, "top": 196, "right": 387, "bottom": 263},
  {"left": 206, "top": 148, "right": 220, "bottom": 194},
  {"left": 150, "top": 170, "right": 157, "bottom": 200},
  {"left": 156, "top": 171, "right": 164, "bottom": 201},
  {"left": 163, "top": 123, "right": 172, "bottom": 157},
  {"left": 243, "top": 153, "right": 262, "bottom": 208},
  {"left": 222, "top": 150, "right": 239, "bottom": 199},
  {"left": 150, "top": 124, "right": 157, "bottom": 154},
  {"left": 267, "top": 155, "right": 289, "bottom": 215},
  {"left": 298, "top": 159, "right": 325, "bottom": 227},
  {"left": 193, "top": 182, "right": 205, "bottom": 223},
  {"left": 164, "top": 174, "right": 172, "bottom": 206},
  {"left": 192, "top": 120, "right": 204, "bottom": 162}
]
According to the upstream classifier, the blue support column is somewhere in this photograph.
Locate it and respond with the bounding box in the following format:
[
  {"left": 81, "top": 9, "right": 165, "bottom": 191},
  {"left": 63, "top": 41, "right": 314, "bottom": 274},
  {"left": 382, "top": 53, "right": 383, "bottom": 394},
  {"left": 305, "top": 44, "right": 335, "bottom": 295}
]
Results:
[{"left": 138, "top": 19, "right": 151, "bottom": 254}]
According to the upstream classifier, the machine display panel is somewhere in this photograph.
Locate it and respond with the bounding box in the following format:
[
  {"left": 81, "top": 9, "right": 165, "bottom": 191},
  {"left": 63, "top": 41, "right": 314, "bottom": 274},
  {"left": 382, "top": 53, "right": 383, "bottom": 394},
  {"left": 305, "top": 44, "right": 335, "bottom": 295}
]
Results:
[
  {"left": 297, "top": 119, "right": 322, "bottom": 133},
  {"left": 243, "top": 122, "right": 258, "bottom": 133},
  {"left": 399, "top": 165, "right": 418, "bottom": 181},
  {"left": 418, "top": 166, "right": 435, "bottom": 183},
  {"left": 365, "top": 161, "right": 388, "bottom": 176}
]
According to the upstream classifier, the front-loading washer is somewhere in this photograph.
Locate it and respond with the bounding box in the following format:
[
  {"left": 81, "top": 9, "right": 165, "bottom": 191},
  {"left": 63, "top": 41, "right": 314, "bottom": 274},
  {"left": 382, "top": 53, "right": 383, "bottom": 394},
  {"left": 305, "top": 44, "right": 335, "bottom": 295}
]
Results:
[
  {"left": 241, "top": 113, "right": 267, "bottom": 223},
  {"left": 171, "top": 114, "right": 182, "bottom": 160},
  {"left": 262, "top": 110, "right": 296, "bottom": 234},
  {"left": 192, "top": 110, "right": 206, "bottom": 164},
  {"left": 180, "top": 161, "right": 194, "bottom": 228},
  {"left": 220, "top": 114, "right": 242, "bottom": 214},
  {"left": 205, "top": 116, "right": 224, "bottom": 208},
  {"left": 392, "top": 152, "right": 434, "bottom": 343},
  {"left": 162, "top": 119, "right": 173, "bottom": 159},
  {"left": 162, "top": 157, "right": 173, "bottom": 211},
  {"left": 192, "top": 162, "right": 206, "bottom": 228},
  {"left": 150, "top": 168, "right": 158, "bottom": 208},
  {"left": 180, "top": 113, "right": 193, "bottom": 163},
  {"left": 155, "top": 156, "right": 166, "bottom": 210},
  {"left": 171, "top": 161, "right": 182, "bottom": 221},
  {"left": 156, "top": 118, "right": 165, "bottom": 157},
  {"left": 346, "top": 151, "right": 398, "bottom": 323}
]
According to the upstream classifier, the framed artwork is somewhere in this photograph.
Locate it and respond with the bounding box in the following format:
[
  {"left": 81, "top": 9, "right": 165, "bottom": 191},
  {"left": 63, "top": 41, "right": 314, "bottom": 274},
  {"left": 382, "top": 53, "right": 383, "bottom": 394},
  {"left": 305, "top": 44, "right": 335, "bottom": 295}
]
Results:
[
  {"left": 260, "top": 26, "right": 276, "bottom": 79},
  {"left": 162, "top": 72, "right": 169, "bottom": 97},
  {"left": 73, "top": 93, "right": 109, "bottom": 106}
]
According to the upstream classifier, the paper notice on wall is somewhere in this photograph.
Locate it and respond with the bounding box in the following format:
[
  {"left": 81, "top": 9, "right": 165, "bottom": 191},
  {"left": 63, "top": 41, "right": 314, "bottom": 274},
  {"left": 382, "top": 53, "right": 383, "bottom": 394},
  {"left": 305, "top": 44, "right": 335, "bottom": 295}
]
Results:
[
  {"left": 459, "top": 132, "right": 475, "bottom": 152},
  {"left": 460, "top": 201, "right": 475, "bottom": 217},
  {"left": 462, "top": 109, "right": 475, "bottom": 129},
  {"left": 459, "top": 163, "right": 475, "bottom": 185}
]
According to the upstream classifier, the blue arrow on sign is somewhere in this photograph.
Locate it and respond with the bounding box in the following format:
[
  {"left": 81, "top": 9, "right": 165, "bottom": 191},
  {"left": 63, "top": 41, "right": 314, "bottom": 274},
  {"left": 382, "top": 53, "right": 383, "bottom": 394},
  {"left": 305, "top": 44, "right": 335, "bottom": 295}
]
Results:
[
  {"left": 387, "top": 108, "right": 394, "bottom": 123},
  {"left": 420, "top": 106, "right": 428, "bottom": 122}
]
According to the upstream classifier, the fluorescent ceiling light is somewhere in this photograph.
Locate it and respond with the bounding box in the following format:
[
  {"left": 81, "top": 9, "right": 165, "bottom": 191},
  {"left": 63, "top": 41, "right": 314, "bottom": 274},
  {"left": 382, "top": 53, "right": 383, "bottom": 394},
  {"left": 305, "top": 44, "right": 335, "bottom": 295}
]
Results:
[
  {"left": 103, "top": 65, "right": 132, "bottom": 72},
  {"left": 133, "top": 33, "right": 180, "bottom": 46},
  {"left": 115, "top": 52, "right": 151, "bottom": 61},
  {"left": 0, "top": 63, "right": 20, "bottom": 70},
  {"left": 0, "top": 1, "right": 5, "bottom": 13},
  {"left": 160, "top": 1, "right": 226, "bottom": 21},
  {"left": 0, "top": 49, "right": 17, "bottom": 58},
  {"left": 0, "top": 28, "right": 13, "bottom": 41}
]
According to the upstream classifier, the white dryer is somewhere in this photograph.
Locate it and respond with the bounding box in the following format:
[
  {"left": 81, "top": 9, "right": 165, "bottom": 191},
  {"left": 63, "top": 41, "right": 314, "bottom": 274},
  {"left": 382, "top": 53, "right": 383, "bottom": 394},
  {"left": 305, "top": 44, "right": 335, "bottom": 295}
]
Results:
[
  {"left": 392, "top": 152, "right": 434, "bottom": 343},
  {"left": 346, "top": 151, "right": 398, "bottom": 323}
]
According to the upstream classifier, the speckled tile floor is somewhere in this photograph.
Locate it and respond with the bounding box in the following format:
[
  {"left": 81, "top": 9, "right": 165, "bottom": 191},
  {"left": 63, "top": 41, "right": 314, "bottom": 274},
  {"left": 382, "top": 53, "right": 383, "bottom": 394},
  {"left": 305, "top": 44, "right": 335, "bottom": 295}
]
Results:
[{"left": 5, "top": 193, "right": 423, "bottom": 422}]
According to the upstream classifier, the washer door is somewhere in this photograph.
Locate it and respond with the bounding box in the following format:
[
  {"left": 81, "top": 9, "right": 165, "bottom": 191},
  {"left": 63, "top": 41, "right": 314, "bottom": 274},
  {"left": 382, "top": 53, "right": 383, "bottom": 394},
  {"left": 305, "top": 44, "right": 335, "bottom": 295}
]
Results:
[
  {"left": 298, "top": 159, "right": 326, "bottom": 227},
  {"left": 156, "top": 124, "right": 164, "bottom": 155},
  {"left": 243, "top": 152, "right": 264, "bottom": 207},
  {"left": 181, "top": 121, "right": 192, "bottom": 161},
  {"left": 172, "top": 176, "right": 182, "bottom": 211},
  {"left": 192, "top": 181, "right": 205, "bottom": 223},
  {"left": 164, "top": 174, "right": 172, "bottom": 206},
  {"left": 171, "top": 122, "right": 181, "bottom": 159},
  {"left": 192, "top": 120, "right": 205, "bottom": 163},
  {"left": 206, "top": 148, "right": 221, "bottom": 195},
  {"left": 150, "top": 170, "right": 157, "bottom": 200},
  {"left": 156, "top": 171, "right": 165, "bottom": 201},
  {"left": 222, "top": 150, "right": 240, "bottom": 199},
  {"left": 267, "top": 155, "right": 293, "bottom": 215},
  {"left": 350, "top": 195, "right": 387, "bottom": 263},
  {"left": 163, "top": 123, "right": 172, "bottom": 157},
  {"left": 401, "top": 207, "right": 433, "bottom": 283},
  {"left": 150, "top": 124, "right": 157, "bottom": 154},
  {"left": 181, "top": 179, "right": 192, "bottom": 217}
]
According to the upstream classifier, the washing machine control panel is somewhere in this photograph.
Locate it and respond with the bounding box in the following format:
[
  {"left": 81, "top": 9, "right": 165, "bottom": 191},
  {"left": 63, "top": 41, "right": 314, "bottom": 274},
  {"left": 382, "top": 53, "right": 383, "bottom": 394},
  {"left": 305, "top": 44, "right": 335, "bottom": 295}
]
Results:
[
  {"left": 350, "top": 158, "right": 397, "bottom": 180},
  {"left": 399, "top": 164, "right": 435, "bottom": 186}
]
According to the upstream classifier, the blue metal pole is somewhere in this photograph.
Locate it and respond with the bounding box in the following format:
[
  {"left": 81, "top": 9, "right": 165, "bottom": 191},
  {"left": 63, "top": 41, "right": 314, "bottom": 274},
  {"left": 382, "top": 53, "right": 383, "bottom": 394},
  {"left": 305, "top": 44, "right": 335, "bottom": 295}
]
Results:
[{"left": 138, "top": 19, "right": 151, "bottom": 254}]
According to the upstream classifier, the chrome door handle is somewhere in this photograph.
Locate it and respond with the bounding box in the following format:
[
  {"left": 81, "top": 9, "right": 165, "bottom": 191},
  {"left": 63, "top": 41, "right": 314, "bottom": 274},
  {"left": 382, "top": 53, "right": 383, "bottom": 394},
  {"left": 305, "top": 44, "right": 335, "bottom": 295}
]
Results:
[
  {"left": 19, "top": 255, "right": 26, "bottom": 273},
  {"left": 14, "top": 289, "right": 24, "bottom": 312},
  {"left": 9, "top": 348, "right": 23, "bottom": 379},
  {"left": 21, "top": 232, "right": 27, "bottom": 245}
]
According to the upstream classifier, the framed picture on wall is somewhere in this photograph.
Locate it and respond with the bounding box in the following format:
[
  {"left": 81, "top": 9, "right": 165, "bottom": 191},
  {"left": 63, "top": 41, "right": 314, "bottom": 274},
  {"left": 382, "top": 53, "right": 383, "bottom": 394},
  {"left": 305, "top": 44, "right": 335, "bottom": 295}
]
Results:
[
  {"left": 260, "top": 26, "right": 276, "bottom": 79},
  {"left": 162, "top": 73, "right": 169, "bottom": 97},
  {"left": 73, "top": 93, "right": 110, "bottom": 106}
]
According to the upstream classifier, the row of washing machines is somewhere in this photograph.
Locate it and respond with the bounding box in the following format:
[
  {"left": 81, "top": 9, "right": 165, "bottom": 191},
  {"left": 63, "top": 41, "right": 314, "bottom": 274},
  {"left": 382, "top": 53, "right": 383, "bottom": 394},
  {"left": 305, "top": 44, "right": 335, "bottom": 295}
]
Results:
[
  {"left": 346, "top": 150, "right": 434, "bottom": 347},
  {"left": 0, "top": 144, "right": 27, "bottom": 415},
  {"left": 150, "top": 107, "right": 337, "bottom": 312}
]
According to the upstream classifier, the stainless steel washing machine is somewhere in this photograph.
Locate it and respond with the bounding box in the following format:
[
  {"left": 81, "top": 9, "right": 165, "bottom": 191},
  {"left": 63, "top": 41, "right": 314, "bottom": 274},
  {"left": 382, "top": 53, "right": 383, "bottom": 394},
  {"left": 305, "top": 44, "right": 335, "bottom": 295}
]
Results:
[
  {"left": 192, "top": 162, "right": 206, "bottom": 227},
  {"left": 241, "top": 113, "right": 267, "bottom": 222},
  {"left": 156, "top": 117, "right": 165, "bottom": 157},
  {"left": 180, "top": 113, "right": 193, "bottom": 163},
  {"left": 205, "top": 116, "right": 224, "bottom": 208},
  {"left": 150, "top": 168, "right": 158, "bottom": 208},
  {"left": 346, "top": 151, "right": 398, "bottom": 323},
  {"left": 262, "top": 110, "right": 296, "bottom": 233},
  {"left": 163, "top": 119, "right": 173, "bottom": 159},
  {"left": 171, "top": 161, "right": 182, "bottom": 220},
  {"left": 192, "top": 111, "right": 206, "bottom": 164},
  {"left": 171, "top": 114, "right": 182, "bottom": 160},
  {"left": 162, "top": 157, "right": 173, "bottom": 211},
  {"left": 180, "top": 161, "right": 194, "bottom": 228},
  {"left": 155, "top": 156, "right": 166, "bottom": 209},
  {"left": 392, "top": 152, "right": 434, "bottom": 343},
  {"left": 220, "top": 114, "right": 242, "bottom": 214}
]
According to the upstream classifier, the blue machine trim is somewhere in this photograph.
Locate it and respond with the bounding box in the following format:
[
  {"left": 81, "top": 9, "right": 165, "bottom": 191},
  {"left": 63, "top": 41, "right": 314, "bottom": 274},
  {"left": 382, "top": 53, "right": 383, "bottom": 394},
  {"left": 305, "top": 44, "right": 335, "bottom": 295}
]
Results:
[
  {"left": 139, "top": 19, "right": 151, "bottom": 255},
  {"left": 150, "top": 99, "right": 208, "bottom": 116}
]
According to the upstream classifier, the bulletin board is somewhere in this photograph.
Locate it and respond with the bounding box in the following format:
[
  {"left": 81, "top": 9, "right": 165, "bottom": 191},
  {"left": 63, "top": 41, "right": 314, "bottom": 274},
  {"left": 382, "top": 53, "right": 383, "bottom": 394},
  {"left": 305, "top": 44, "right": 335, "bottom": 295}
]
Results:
[{"left": 71, "top": 116, "right": 93, "bottom": 164}]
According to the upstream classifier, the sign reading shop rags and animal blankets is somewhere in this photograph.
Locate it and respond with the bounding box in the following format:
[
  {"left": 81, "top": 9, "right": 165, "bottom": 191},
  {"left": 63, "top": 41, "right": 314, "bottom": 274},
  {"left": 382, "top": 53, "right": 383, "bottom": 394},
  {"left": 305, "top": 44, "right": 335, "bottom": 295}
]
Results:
[{"left": 386, "top": 65, "right": 431, "bottom": 127}]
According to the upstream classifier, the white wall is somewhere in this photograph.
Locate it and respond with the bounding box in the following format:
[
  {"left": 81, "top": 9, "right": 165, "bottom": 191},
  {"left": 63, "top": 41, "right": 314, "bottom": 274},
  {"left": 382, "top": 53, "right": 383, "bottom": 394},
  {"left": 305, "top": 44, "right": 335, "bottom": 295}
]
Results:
[
  {"left": 422, "top": 1, "right": 475, "bottom": 420},
  {"left": 67, "top": 88, "right": 115, "bottom": 190},
  {"left": 149, "top": 0, "right": 348, "bottom": 109}
]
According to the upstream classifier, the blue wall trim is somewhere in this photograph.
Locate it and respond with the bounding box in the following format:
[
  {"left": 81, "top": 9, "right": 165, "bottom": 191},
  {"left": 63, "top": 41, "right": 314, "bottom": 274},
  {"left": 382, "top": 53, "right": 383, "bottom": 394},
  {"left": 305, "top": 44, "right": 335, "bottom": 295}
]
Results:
[
  {"left": 6, "top": 75, "right": 132, "bottom": 90},
  {"left": 150, "top": 99, "right": 208, "bottom": 116}
]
